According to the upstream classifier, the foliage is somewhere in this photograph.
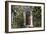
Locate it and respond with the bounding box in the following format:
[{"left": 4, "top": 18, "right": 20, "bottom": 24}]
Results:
[
  {"left": 32, "top": 6, "right": 41, "bottom": 27},
  {"left": 11, "top": 5, "right": 24, "bottom": 28}
]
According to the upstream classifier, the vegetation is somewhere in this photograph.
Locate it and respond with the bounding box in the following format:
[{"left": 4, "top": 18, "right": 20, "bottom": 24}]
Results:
[
  {"left": 32, "top": 6, "right": 41, "bottom": 27},
  {"left": 11, "top": 5, "right": 24, "bottom": 28}
]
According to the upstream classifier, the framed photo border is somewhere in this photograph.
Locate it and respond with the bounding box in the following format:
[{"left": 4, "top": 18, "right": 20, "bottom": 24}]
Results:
[{"left": 5, "top": 1, "right": 45, "bottom": 33}]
